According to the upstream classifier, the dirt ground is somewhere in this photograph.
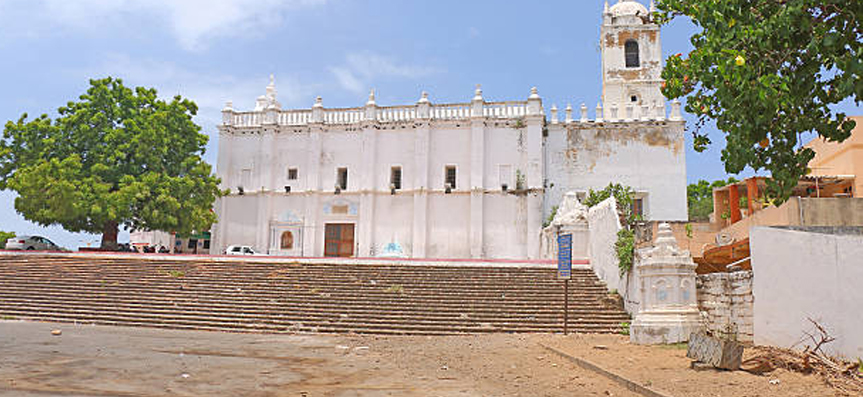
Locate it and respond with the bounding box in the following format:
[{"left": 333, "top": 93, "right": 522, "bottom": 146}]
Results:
[
  {"left": 540, "top": 333, "right": 846, "bottom": 397},
  {"left": 0, "top": 321, "right": 845, "bottom": 397},
  {"left": 0, "top": 321, "right": 636, "bottom": 397}
]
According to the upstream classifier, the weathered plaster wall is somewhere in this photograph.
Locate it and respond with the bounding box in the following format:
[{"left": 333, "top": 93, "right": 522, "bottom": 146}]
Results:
[
  {"left": 751, "top": 227, "right": 863, "bottom": 360},
  {"left": 545, "top": 122, "right": 687, "bottom": 222},
  {"left": 696, "top": 271, "right": 754, "bottom": 343}
]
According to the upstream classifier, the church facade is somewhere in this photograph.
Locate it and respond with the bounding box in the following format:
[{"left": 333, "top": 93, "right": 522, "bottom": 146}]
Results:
[{"left": 212, "top": 0, "right": 687, "bottom": 259}]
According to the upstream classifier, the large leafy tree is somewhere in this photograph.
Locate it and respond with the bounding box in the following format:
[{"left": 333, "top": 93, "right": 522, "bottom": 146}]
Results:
[
  {"left": 687, "top": 178, "right": 738, "bottom": 222},
  {"left": 0, "top": 77, "right": 223, "bottom": 249},
  {"left": 656, "top": 0, "right": 861, "bottom": 202}
]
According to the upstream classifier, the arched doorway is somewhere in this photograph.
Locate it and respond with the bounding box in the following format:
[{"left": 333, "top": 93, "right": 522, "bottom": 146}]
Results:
[{"left": 280, "top": 231, "right": 294, "bottom": 250}]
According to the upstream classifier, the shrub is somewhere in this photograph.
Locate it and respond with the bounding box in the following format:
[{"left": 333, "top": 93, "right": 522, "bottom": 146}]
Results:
[
  {"left": 615, "top": 229, "right": 635, "bottom": 275},
  {"left": 619, "top": 321, "right": 630, "bottom": 336}
]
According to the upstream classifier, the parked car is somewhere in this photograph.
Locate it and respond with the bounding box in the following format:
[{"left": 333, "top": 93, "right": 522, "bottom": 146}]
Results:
[
  {"left": 5, "top": 235, "right": 61, "bottom": 251},
  {"left": 225, "top": 245, "right": 264, "bottom": 256}
]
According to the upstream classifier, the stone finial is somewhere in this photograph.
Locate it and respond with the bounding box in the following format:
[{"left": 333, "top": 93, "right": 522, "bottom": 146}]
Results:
[
  {"left": 604, "top": 0, "right": 610, "bottom": 14},
  {"left": 529, "top": 87, "right": 540, "bottom": 100},
  {"left": 473, "top": 84, "right": 483, "bottom": 102},
  {"left": 580, "top": 103, "right": 588, "bottom": 122},
  {"left": 313, "top": 96, "right": 323, "bottom": 108},
  {"left": 595, "top": 102, "right": 604, "bottom": 123},
  {"left": 646, "top": 223, "right": 685, "bottom": 258},
  {"left": 565, "top": 103, "right": 573, "bottom": 123},
  {"left": 266, "top": 74, "right": 277, "bottom": 100},
  {"left": 649, "top": 0, "right": 656, "bottom": 13},
  {"left": 417, "top": 91, "right": 430, "bottom": 104},
  {"left": 366, "top": 89, "right": 376, "bottom": 106},
  {"left": 550, "top": 104, "right": 559, "bottom": 124},
  {"left": 670, "top": 99, "right": 682, "bottom": 120},
  {"left": 222, "top": 101, "right": 234, "bottom": 111}
]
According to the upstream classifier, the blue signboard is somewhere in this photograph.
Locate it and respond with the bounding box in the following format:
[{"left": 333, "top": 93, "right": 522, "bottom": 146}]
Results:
[{"left": 557, "top": 234, "right": 572, "bottom": 280}]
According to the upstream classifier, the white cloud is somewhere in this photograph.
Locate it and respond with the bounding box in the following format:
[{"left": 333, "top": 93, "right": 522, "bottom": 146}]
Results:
[
  {"left": 66, "top": 53, "right": 319, "bottom": 164},
  {"left": 4, "top": 0, "right": 327, "bottom": 51},
  {"left": 328, "top": 52, "right": 441, "bottom": 94}
]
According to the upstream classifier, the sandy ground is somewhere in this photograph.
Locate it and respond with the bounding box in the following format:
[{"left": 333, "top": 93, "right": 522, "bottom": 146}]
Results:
[
  {"left": 540, "top": 334, "right": 845, "bottom": 397},
  {"left": 0, "top": 321, "right": 843, "bottom": 397},
  {"left": 0, "top": 321, "right": 635, "bottom": 397}
]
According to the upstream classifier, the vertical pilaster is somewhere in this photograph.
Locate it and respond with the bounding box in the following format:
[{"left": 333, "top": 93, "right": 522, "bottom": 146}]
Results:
[
  {"left": 358, "top": 91, "right": 378, "bottom": 257},
  {"left": 526, "top": 87, "right": 544, "bottom": 259},
  {"left": 303, "top": 123, "right": 323, "bottom": 257},
  {"left": 412, "top": 93, "right": 431, "bottom": 258},
  {"left": 469, "top": 85, "right": 485, "bottom": 258}
]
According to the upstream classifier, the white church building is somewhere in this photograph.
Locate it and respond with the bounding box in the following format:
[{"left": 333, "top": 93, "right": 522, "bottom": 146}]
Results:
[{"left": 212, "top": 0, "right": 687, "bottom": 259}]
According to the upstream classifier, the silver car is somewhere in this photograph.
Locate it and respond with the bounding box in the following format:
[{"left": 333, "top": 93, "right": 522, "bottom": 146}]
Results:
[{"left": 5, "top": 235, "right": 61, "bottom": 251}]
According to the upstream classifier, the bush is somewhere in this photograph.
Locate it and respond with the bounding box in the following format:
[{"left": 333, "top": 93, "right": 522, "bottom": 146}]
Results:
[{"left": 619, "top": 321, "right": 630, "bottom": 336}]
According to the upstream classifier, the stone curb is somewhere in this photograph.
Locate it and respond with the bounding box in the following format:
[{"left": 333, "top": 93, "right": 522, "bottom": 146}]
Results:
[{"left": 539, "top": 343, "right": 675, "bottom": 397}]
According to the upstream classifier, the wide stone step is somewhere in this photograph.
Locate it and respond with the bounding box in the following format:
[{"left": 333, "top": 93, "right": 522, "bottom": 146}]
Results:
[{"left": 0, "top": 255, "right": 629, "bottom": 335}]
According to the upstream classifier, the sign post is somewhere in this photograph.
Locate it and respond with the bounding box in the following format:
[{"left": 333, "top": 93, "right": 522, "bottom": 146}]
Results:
[{"left": 557, "top": 233, "right": 573, "bottom": 335}]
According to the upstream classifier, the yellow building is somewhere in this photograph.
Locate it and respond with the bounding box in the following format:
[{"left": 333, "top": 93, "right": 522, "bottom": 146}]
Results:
[{"left": 804, "top": 115, "right": 863, "bottom": 197}]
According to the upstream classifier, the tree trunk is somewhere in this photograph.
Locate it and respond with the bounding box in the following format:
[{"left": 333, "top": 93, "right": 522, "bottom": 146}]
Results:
[{"left": 100, "top": 221, "right": 119, "bottom": 251}]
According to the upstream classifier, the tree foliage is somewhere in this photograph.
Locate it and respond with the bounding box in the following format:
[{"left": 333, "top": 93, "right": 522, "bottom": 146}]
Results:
[
  {"left": 584, "top": 183, "right": 638, "bottom": 224},
  {"left": 0, "top": 78, "right": 224, "bottom": 248},
  {"left": 0, "top": 231, "right": 14, "bottom": 249},
  {"left": 687, "top": 177, "right": 738, "bottom": 221},
  {"left": 656, "top": 0, "right": 861, "bottom": 202}
]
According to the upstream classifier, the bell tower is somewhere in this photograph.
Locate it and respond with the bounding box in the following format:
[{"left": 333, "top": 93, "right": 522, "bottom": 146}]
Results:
[{"left": 600, "top": 0, "right": 664, "bottom": 119}]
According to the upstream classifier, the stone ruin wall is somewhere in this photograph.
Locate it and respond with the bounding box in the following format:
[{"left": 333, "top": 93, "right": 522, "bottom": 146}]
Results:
[{"left": 696, "top": 271, "right": 754, "bottom": 343}]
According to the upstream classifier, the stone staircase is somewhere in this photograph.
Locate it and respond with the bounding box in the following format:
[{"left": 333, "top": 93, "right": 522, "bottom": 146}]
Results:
[{"left": 0, "top": 255, "right": 630, "bottom": 335}]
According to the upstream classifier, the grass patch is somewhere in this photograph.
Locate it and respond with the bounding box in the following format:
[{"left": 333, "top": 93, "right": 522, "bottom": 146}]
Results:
[
  {"left": 385, "top": 285, "right": 405, "bottom": 294},
  {"left": 858, "top": 358, "right": 862, "bottom": 374},
  {"left": 660, "top": 342, "right": 689, "bottom": 350},
  {"left": 619, "top": 321, "right": 630, "bottom": 336},
  {"left": 166, "top": 270, "right": 185, "bottom": 278},
  {"left": 1, "top": 315, "right": 16, "bottom": 320}
]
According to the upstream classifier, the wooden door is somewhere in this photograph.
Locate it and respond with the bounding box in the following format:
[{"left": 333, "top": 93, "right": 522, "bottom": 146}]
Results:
[{"left": 324, "top": 223, "right": 355, "bottom": 257}]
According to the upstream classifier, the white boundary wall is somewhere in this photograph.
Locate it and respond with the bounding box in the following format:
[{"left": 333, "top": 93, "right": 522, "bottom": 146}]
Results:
[{"left": 751, "top": 227, "right": 863, "bottom": 360}]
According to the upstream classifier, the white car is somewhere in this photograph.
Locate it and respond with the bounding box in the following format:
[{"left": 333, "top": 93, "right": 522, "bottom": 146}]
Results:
[
  {"left": 5, "top": 235, "right": 61, "bottom": 251},
  {"left": 225, "top": 245, "right": 265, "bottom": 256}
]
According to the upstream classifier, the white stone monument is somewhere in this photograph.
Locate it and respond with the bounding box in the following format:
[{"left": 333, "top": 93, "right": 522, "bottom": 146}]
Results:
[
  {"left": 631, "top": 222, "right": 703, "bottom": 344},
  {"left": 541, "top": 192, "right": 590, "bottom": 259}
]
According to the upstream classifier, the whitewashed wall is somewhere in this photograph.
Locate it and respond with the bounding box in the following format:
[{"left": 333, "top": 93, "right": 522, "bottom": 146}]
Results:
[
  {"left": 214, "top": 120, "right": 538, "bottom": 259},
  {"left": 545, "top": 122, "right": 687, "bottom": 222},
  {"left": 751, "top": 227, "right": 863, "bottom": 360}
]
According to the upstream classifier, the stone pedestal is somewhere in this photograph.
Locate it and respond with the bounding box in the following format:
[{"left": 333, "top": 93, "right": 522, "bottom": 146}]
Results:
[{"left": 631, "top": 223, "right": 703, "bottom": 344}]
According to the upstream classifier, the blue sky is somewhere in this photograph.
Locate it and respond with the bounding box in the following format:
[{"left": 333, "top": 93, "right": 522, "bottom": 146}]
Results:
[{"left": 0, "top": 0, "right": 858, "bottom": 249}]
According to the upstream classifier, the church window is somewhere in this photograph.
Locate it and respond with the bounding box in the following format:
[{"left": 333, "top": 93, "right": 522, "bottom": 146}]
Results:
[
  {"left": 632, "top": 198, "right": 644, "bottom": 218},
  {"left": 390, "top": 166, "right": 402, "bottom": 190},
  {"left": 625, "top": 40, "right": 639, "bottom": 67},
  {"left": 280, "top": 231, "right": 294, "bottom": 249},
  {"left": 287, "top": 167, "right": 298, "bottom": 180},
  {"left": 337, "top": 168, "right": 348, "bottom": 190},
  {"left": 445, "top": 166, "right": 457, "bottom": 189}
]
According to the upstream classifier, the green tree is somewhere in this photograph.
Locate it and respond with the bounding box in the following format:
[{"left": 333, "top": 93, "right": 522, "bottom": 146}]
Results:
[
  {"left": 0, "top": 78, "right": 224, "bottom": 249},
  {"left": 0, "top": 231, "right": 14, "bottom": 249},
  {"left": 655, "top": 0, "right": 861, "bottom": 202},
  {"left": 687, "top": 177, "right": 738, "bottom": 222}
]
